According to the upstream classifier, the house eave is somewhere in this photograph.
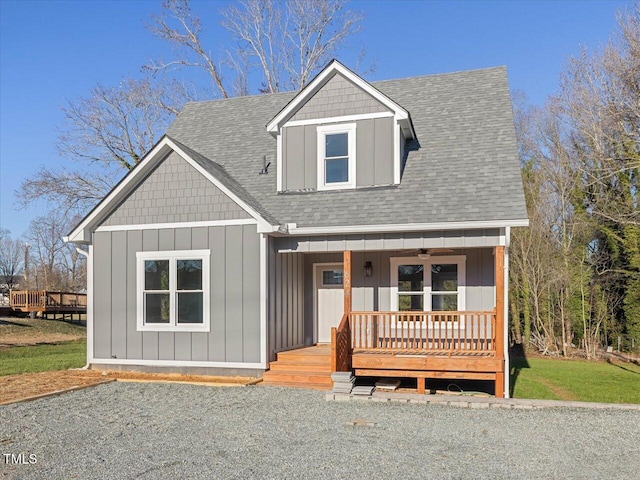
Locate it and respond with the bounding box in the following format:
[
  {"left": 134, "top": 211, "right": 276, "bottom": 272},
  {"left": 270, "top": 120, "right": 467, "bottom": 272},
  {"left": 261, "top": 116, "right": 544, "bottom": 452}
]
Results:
[{"left": 282, "top": 219, "right": 529, "bottom": 236}]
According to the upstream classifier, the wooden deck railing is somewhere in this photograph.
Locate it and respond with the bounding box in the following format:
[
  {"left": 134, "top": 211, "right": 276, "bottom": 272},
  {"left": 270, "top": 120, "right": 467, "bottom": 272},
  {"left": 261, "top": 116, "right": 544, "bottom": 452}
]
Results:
[
  {"left": 9, "top": 290, "right": 87, "bottom": 312},
  {"left": 349, "top": 311, "right": 497, "bottom": 353},
  {"left": 330, "top": 313, "right": 351, "bottom": 372}
]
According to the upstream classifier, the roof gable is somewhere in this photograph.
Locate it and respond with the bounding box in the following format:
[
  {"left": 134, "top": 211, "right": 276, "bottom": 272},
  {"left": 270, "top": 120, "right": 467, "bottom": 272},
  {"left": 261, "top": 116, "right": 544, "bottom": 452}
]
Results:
[
  {"left": 66, "top": 136, "right": 276, "bottom": 243},
  {"left": 266, "top": 59, "right": 415, "bottom": 139},
  {"left": 100, "top": 150, "right": 252, "bottom": 227}
]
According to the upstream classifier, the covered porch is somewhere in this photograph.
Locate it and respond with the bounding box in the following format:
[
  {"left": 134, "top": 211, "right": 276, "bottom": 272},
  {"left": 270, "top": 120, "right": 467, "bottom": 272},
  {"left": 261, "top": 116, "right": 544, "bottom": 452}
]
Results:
[
  {"left": 264, "top": 231, "right": 508, "bottom": 397},
  {"left": 331, "top": 246, "right": 506, "bottom": 397}
]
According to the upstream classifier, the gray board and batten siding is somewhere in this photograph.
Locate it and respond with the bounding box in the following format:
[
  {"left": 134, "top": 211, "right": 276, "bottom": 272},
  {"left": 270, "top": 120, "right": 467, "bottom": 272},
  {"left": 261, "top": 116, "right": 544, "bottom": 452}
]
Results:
[
  {"left": 93, "top": 225, "right": 261, "bottom": 367},
  {"left": 267, "top": 242, "right": 305, "bottom": 359},
  {"left": 282, "top": 72, "right": 394, "bottom": 192},
  {"left": 102, "top": 151, "right": 252, "bottom": 227},
  {"left": 282, "top": 116, "right": 394, "bottom": 191},
  {"left": 93, "top": 150, "right": 262, "bottom": 370}
]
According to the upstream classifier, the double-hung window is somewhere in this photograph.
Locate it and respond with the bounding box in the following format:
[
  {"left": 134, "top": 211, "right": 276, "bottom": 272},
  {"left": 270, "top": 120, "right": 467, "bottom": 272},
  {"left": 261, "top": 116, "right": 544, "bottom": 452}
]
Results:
[
  {"left": 136, "top": 250, "right": 210, "bottom": 332},
  {"left": 317, "top": 123, "right": 356, "bottom": 190}
]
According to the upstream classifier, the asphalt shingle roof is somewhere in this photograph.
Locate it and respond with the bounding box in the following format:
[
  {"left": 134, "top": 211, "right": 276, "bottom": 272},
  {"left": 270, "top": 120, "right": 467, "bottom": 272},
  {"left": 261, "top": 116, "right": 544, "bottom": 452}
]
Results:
[{"left": 166, "top": 66, "right": 527, "bottom": 228}]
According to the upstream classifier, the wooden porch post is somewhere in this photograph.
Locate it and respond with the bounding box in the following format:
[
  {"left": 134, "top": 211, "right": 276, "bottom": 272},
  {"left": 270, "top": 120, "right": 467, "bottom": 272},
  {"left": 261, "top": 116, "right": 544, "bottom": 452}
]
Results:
[
  {"left": 343, "top": 250, "right": 352, "bottom": 315},
  {"left": 494, "top": 246, "right": 505, "bottom": 398}
]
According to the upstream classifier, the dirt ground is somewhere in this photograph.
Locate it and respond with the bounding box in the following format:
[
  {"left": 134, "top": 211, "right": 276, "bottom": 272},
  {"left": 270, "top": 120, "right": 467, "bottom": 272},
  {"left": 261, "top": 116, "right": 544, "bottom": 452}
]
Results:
[
  {"left": 0, "top": 316, "right": 86, "bottom": 346},
  {"left": 0, "top": 369, "right": 258, "bottom": 405}
]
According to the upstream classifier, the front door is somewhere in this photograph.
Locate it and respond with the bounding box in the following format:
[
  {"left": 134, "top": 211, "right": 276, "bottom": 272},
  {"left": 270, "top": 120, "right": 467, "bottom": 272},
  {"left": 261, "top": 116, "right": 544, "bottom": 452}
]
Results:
[{"left": 315, "top": 264, "right": 344, "bottom": 343}]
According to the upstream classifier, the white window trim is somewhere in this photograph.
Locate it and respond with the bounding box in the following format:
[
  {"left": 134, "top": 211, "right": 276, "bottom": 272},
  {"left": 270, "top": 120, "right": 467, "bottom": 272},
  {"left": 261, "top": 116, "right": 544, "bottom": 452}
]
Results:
[
  {"left": 316, "top": 123, "right": 356, "bottom": 191},
  {"left": 390, "top": 255, "right": 466, "bottom": 327},
  {"left": 136, "top": 249, "right": 211, "bottom": 332}
]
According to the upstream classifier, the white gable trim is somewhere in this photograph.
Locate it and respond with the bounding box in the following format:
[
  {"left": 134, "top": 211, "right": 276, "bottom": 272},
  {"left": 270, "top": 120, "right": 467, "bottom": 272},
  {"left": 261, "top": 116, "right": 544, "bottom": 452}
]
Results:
[
  {"left": 285, "top": 111, "right": 393, "bottom": 128},
  {"left": 266, "top": 60, "right": 414, "bottom": 138},
  {"left": 66, "top": 136, "right": 274, "bottom": 243},
  {"left": 96, "top": 218, "right": 257, "bottom": 232}
]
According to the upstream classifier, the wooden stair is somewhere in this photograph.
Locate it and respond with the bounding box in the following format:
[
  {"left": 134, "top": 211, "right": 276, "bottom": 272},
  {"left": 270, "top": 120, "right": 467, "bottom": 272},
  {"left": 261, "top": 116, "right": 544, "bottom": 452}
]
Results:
[{"left": 261, "top": 345, "right": 333, "bottom": 390}]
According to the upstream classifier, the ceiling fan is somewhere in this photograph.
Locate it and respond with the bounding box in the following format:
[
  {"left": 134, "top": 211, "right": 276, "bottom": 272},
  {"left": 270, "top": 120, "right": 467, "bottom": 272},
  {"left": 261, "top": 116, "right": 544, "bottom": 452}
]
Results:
[{"left": 411, "top": 248, "right": 455, "bottom": 259}]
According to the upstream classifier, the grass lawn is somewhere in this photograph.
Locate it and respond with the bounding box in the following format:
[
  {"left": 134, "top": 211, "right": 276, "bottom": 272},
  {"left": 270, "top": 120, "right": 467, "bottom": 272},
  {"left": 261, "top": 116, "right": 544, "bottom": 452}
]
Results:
[
  {"left": 511, "top": 355, "right": 640, "bottom": 404},
  {"left": 0, "top": 339, "right": 87, "bottom": 376}
]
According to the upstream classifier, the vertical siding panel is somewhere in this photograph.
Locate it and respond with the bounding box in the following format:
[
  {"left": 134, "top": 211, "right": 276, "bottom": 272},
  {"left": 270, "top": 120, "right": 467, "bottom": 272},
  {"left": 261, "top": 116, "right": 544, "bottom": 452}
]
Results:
[
  {"left": 374, "top": 117, "right": 394, "bottom": 185},
  {"left": 291, "top": 254, "right": 298, "bottom": 347},
  {"left": 174, "top": 228, "right": 192, "bottom": 361},
  {"left": 126, "top": 230, "right": 143, "bottom": 359},
  {"left": 93, "top": 232, "right": 112, "bottom": 359},
  {"left": 209, "top": 226, "right": 226, "bottom": 361},
  {"left": 285, "top": 126, "right": 305, "bottom": 191},
  {"left": 142, "top": 230, "right": 159, "bottom": 360},
  {"left": 191, "top": 227, "right": 209, "bottom": 361},
  {"left": 379, "top": 250, "right": 392, "bottom": 311},
  {"left": 298, "top": 254, "right": 304, "bottom": 346},
  {"left": 110, "top": 231, "right": 127, "bottom": 360},
  {"left": 304, "top": 125, "right": 317, "bottom": 189},
  {"left": 287, "top": 253, "right": 293, "bottom": 347},
  {"left": 483, "top": 247, "right": 495, "bottom": 311},
  {"left": 356, "top": 118, "right": 375, "bottom": 187},
  {"left": 242, "top": 225, "right": 261, "bottom": 362},
  {"left": 275, "top": 254, "right": 282, "bottom": 351},
  {"left": 225, "top": 225, "right": 243, "bottom": 362},
  {"left": 303, "top": 254, "right": 315, "bottom": 345},
  {"left": 269, "top": 242, "right": 276, "bottom": 359},
  {"left": 158, "top": 229, "right": 175, "bottom": 360}
]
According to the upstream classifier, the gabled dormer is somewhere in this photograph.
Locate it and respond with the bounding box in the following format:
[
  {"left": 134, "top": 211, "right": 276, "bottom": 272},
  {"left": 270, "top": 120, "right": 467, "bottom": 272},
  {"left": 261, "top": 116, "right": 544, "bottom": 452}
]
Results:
[{"left": 267, "top": 60, "right": 416, "bottom": 193}]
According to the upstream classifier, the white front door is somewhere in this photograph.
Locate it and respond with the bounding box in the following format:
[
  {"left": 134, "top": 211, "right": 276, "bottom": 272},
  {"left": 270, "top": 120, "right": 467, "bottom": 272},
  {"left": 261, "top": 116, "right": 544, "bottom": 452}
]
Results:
[{"left": 315, "top": 264, "right": 344, "bottom": 343}]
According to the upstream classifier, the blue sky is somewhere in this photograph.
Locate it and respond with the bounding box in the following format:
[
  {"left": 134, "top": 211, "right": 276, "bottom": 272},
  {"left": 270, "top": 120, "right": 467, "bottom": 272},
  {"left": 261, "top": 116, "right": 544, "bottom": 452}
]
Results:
[{"left": 0, "top": 0, "right": 630, "bottom": 237}]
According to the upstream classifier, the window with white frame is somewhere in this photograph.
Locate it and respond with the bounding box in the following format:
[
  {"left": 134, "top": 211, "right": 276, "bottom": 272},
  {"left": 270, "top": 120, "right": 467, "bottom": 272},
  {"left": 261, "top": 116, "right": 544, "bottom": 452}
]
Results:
[
  {"left": 317, "top": 123, "right": 356, "bottom": 190},
  {"left": 391, "top": 256, "right": 466, "bottom": 313},
  {"left": 136, "top": 250, "right": 210, "bottom": 332}
]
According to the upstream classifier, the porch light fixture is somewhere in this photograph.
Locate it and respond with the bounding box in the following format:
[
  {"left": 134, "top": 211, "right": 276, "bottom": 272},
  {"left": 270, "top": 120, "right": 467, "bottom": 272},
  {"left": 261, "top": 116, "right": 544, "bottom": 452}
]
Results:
[{"left": 364, "top": 261, "right": 372, "bottom": 277}]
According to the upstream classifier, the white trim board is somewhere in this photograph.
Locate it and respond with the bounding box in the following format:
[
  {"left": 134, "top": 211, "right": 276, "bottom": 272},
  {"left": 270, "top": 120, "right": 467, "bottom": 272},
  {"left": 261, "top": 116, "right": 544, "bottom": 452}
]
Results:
[
  {"left": 97, "top": 218, "right": 257, "bottom": 232},
  {"left": 259, "top": 234, "right": 268, "bottom": 367},
  {"left": 286, "top": 219, "right": 530, "bottom": 236},
  {"left": 66, "top": 136, "right": 274, "bottom": 243},
  {"left": 90, "top": 358, "right": 266, "bottom": 370},
  {"left": 285, "top": 111, "right": 393, "bottom": 128}
]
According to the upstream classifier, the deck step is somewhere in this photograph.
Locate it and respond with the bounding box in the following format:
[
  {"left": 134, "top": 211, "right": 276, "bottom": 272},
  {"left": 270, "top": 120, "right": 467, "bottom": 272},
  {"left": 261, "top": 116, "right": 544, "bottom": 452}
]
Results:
[
  {"left": 268, "top": 362, "right": 332, "bottom": 373},
  {"left": 262, "top": 371, "right": 333, "bottom": 386},
  {"left": 262, "top": 346, "right": 334, "bottom": 389}
]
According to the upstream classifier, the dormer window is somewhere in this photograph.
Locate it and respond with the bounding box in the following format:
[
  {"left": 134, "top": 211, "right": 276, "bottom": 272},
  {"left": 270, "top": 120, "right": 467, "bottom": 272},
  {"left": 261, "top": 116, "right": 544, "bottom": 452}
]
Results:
[{"left": 317, "top": 123, "right": 356, "bottom": 190}]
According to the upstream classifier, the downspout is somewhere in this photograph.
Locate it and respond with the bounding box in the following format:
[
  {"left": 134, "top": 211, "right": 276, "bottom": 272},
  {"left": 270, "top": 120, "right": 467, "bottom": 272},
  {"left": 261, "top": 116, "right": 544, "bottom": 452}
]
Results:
[{"left": 75, "top": 246, "right": 93, "bottom": 370}]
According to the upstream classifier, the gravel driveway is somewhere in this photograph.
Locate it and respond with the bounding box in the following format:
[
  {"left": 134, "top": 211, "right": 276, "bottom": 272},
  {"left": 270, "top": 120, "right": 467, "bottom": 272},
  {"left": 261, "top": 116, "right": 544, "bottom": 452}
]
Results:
[{"left": 1, "top": 382, "right": 638, "bottom": 479}]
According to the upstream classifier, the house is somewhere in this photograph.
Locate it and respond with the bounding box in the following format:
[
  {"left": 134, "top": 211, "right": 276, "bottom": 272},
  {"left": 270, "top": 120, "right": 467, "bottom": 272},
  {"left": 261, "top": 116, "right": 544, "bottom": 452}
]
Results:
[{"left": 66, "top": 60, "right": 528, "bottom": 397}]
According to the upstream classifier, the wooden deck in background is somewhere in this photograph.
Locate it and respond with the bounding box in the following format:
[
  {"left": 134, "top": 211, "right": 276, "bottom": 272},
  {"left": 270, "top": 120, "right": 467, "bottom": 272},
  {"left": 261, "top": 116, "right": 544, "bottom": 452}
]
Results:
[{"left": 9, "top": 290, "right": 87, "bottom": 318}]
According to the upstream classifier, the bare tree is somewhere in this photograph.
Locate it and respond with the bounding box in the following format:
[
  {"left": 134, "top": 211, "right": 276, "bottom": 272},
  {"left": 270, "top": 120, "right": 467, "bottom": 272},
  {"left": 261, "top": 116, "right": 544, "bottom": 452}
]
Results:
[
  {"left": 147, "top": 0, "right": 364, "bottom": 95},
  {"left": 146, "top": 0, "right": 229, "bottom": 98},
  {"left": 0, "top": 229, "right": 24, "bottom": 291},
  {"left": 18, "top": 78, "right": 187, "bottom": 214},
  {"left": 24, "top": 212, "right": 76, "bottom": 291}
]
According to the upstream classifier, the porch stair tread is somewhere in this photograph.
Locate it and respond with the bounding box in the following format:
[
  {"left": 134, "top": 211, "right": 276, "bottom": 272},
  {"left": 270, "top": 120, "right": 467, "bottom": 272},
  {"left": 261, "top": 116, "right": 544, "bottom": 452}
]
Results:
[{"left": 261, "top": 346, "right": 333, "bottom": 390}]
